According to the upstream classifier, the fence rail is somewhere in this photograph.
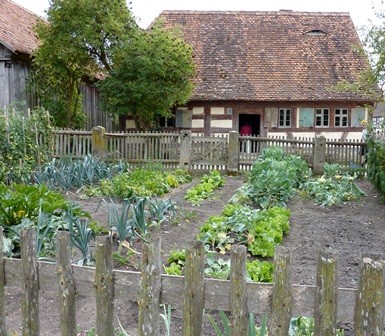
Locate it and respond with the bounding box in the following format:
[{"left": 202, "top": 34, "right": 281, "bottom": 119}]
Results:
[
  {"left": 50, "top": 128, "right": 366, "bottom": 173},
  {"left": 1, "top": 228, "right": 384, "bottom": 335}
]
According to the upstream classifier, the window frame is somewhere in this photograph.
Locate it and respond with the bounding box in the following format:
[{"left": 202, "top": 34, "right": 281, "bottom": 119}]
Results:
[
  {"left": 315, "top": 108, "right": 329, "bottom": 127},
  {"left": 278, "top": 108, "right": 291, "bottom": 127},
  {"left": 334, "top": 108, "right": 348, "bottom": 127}
]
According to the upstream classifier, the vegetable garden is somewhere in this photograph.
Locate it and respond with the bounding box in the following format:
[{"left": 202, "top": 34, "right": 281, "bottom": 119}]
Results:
[{"left": 1, "top": 107, "right": 385, "bottom": 335}]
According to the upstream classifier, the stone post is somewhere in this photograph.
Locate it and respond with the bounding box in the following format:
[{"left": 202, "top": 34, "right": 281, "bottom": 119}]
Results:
[
  {"left": 179, "top": 130, "right": 192, "bottom": 169},
  {"left": 313, "top": 136, "right": 326, "bottom": 175},
  {"left": 227, "top": 131, "right": 239, "bottom": 174},
  {"left": 92, "top": 126, "right": 106, "bottom": 158}
]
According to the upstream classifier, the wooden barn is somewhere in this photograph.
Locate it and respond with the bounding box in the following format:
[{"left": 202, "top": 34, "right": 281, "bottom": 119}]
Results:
[
  {"left": 0, "top": 0, "right": 115, "bottom": 130},
  {"left": 123, "top": 10, "right": 375, "bottom": 140},
  {"left": 0, "top": 0, "right": 40, "bottom": 111}
]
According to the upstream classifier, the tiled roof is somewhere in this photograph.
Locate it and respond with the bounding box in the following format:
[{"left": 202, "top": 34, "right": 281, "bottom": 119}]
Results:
[
  {"left": 159, "top": 10, "right": 372, "bottom": 102},
  {"left": 0, "top": 0, "right": 41, "bottom": 55}
]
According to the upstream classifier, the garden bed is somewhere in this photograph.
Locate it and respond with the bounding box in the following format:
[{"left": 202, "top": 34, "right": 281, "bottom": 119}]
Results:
[{"left": 3, "top": 174, "right": 385, "bottom": 335}]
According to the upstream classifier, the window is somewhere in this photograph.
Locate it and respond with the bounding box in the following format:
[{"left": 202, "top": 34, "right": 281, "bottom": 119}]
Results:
[
  {"left": 159, "top": 116, "right": 175, "bottom": 128},
  {"left": 335, "top": 108, "right": 348, "bottom": 127},
  {"left": 279, "top": 108, "right": 291, "bottom": 127},
  {"left": 315, "top": 108, "right": 329, "bottom": 127}
]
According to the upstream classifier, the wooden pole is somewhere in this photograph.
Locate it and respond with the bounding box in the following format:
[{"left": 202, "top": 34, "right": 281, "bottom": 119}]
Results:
[
  {"left": 230, "top": 244, "right": 248, "bottom": 335},
  {"left": 268, "top": 246, "right": 292, "bottom": 336},
  {"left": 182, "top": 240, "right": 205, "bottom": 336},
  {"left": 95, "top": 235, "right": 114, "bottom": 336},
  {"left": 57, "top": 231, "right": 77, "bottom": 336},
  {"left": 138, "top": 238, "right": 162, "bottom": 336},
  {"left": 21, "top": 228, "right": 40, "bottom": 336}
]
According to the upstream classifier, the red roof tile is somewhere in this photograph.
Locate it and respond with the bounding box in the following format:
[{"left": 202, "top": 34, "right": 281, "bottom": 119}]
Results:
[
  {"left": 0, "top": 0, "right": 41, "bottom": 55},
  {"left": 159, "top": 10, "right": 372, "bottom": 102}
]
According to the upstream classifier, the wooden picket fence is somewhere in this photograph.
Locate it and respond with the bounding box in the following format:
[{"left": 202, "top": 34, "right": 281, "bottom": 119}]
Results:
[
  {"left": 1, "top": 228, "right": 384, "bottom": 336},
  {"left": 49, "top": 128, "right": 365, "bottom": 171}
]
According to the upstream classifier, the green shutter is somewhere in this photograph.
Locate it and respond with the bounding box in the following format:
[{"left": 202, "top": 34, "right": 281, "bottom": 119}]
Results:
[
  {"left": 351, "top": 108, "right": 366, "bottom": 127},
  {"left": 299, "top": 108, "right": 315, "bottom": 127}
]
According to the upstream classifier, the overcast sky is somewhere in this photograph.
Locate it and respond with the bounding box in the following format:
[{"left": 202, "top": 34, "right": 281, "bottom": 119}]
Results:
[{"left": 11, "top": 0, "right": 380, "bottom": 29}]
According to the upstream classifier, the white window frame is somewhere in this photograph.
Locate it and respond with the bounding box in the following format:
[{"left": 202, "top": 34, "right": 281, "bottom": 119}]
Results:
[
  {"left": 278, "top": 108, "right": 291, "bottom": 127},
  {"left": 315, "top": 108, "right": 329, "bottom": 127},
  {"left": 334, "top": 108, "right": 348, "bottom": 127}
]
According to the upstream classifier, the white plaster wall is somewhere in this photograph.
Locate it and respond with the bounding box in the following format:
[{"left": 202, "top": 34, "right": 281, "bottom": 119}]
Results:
[
  {"left": 193, "top": 107, "right": 204, "bottom": 115},
  {"left": 192, "top": 119, "right": 204, "bottom": 128},
  {"left": 211, "top": 107, "right": 225, "bottom": 115},
  {"left": 211, "top": 119, "right": 232, "bottom": 128},
  {"left": 125, "top": 119, "right": 136, "bottom": 129}
]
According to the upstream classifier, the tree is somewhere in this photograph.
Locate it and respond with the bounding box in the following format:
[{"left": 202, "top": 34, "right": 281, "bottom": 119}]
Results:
[
  {"left": 97, "top": 21, "right": 195, "bottom": 130},
  {"left": 31, "top": 0, "right": 137, "bottom": 128}
]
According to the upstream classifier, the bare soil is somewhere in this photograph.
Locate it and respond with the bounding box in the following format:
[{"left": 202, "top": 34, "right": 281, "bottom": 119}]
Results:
[{"left": 4, "top": 175, "right": 385, "bottom": 335}]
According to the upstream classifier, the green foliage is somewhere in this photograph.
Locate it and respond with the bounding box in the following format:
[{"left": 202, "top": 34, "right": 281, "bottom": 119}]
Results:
[
  {"left": 300, "top": 163, "right": 365, "bottom": 206},
  {"left": 289, "top": 316, "right": 345, "bottom": 336},
  {"left": 246, "top": 259, "right": 274, "bottom": 282},
  {"left": 244, "top": 148, "right": 310, "bottom": 209},
  {"left": 31, "top": 0, "right": 137, "bottom": 128},
  {"left": 0, "top": 106, "right": 53, "bottom": 184},
  {"left": 205, "top": 255, "right": 231, "bottom": 279},
  {"left": 206, "top": 311, "right": 262, "bottom": 336},
  {"left": 367, "top": 137, "right": 385, "bottom": 199},
  {"left": 198, "top": 205, "right": 290, "bottom": 259},
  {"left": 164, "top": 249, "right": 186, "bottom": 275},
  {"left": 98, "top": 20, "right": 195, "bottom": 130},
  {"left": 89, "top": 167, "right": 191, "bottom": 199},
  {"left": 34, "top": 155, "right": 124, "bottom": 191},
  {"left": 185, "top": 171, "right": 225, "bottom": 205}
]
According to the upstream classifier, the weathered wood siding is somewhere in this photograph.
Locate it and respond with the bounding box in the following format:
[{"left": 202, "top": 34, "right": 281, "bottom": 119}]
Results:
[{"left": 0, "top": 44, "right": 34, "bottom": 111}]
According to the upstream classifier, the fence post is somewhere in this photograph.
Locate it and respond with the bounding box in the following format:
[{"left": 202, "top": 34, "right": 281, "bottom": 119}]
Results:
[
  {"left": 95, "top": 235, "right": 114, "bottom": 336},
  {"left": 313, "top": 136, "right": 326, "bottom": 175},
  {"left": 183, "top": 240, "right": 205, "bottom": 336},
  {"left": 138, "top": 238, "right": 162, "bottom": 336},
  {"left": 0, "top": 227, "right": 6, "bottom": 336},
  {"left": 21, "top": 228, "right": 39, "bottom": 336},
  {"left": 354, "top": 253, "right": 385, "bottom": 336},
  {"left": 179, "top": 131, "right": 192, "bottom": 169},
  {"left": 314, "top": 251, "right": 338, "bottom": 336},
  {"left": 92, "top": 126, "right": 106, "bottom": 158},
  {"left": 230, "top": 245, "right": 248, "bottom": 335},
  {"left": 268, "top": 246, "right": 292, "bottom": 336},
  {"left": 57, "top": 231, "right": 77, "bottom": 336},
  {"left": 227, "top": 131, "right": 239, "bottom": 174}
]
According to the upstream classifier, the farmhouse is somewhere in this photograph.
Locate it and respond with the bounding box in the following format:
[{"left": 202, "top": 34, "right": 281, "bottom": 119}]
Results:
[{"left": 125, "top": 10, "right": 375, "bottom": 140}]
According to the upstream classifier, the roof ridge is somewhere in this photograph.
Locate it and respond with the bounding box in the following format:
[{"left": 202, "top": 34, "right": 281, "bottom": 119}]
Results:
[{"left": 160, "top": 10, "right": 350, "bottom": 16}]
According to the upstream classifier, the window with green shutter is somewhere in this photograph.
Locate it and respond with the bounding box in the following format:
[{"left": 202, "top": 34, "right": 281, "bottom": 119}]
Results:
[
  {"left": 351, "top": 107, "right": 366, "bottom": 127},
  {"left": 299, "top": 108, "right": 315, "bottom": 127}
]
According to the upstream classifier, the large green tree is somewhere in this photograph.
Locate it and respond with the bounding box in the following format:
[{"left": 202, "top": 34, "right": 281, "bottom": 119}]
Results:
[
  {"left": 31, "top": 0, "right": 137, "bottom": 128},
  {"left": 97, "top": 21, "right": 195, "bottom": 130}
]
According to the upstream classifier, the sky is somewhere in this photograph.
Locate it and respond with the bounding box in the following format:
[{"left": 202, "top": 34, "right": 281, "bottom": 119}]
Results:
[{"left": 11, "top": 0, "right": 381, "bottom": 30}]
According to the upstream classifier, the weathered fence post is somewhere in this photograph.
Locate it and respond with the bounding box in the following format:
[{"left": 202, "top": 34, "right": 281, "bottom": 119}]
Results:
[
  {"left": 0, "top": 227, "right": 6, "bottom": 336},
  {"left": 179, "top": 130, "right": 192, "bottom": 169},
  {"left": 268, "top": 246, "right": 292, "bottom": 336},
  {"left": 227, "top": 131, "right": 239, "bottom": 174},
  {"left": 314, "top": 251, "right": 338, "bottom": 336},
  {"left": 182, "top": 240, "right": 205, "bottom": 336},
  {"left": 230, "top": 245, "right": 248, "bottom": 335},
  {"left": 92, "top": 126, "right": 106, "bottom": 158},
  {"left": 313, "top": 136, "right": 326, "bottom": 175},
  {"left": 138, "top": 238, "right": 162, "bottom": 336},
  {"left": 57, "top": 231, "right": 77, "bottom": 336},
  {"left": 21, "top": 228, "right": 39, "bottom": 336},
  {"left": 95, "top": 235, "right": 114, "bottom": 336},
  {"left": 354, "top": 253, "right": 385, "bottom": 336}
]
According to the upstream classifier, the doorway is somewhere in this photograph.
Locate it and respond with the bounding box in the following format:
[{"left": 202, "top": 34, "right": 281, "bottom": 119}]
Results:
[{"left": 239, "top": 114, "right": 260, "bottom": 136}]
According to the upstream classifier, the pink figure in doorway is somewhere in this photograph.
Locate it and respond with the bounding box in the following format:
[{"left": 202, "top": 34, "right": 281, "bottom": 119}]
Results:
[{"left": 240, "top": 122, "right": 252, "bottom": 136}]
